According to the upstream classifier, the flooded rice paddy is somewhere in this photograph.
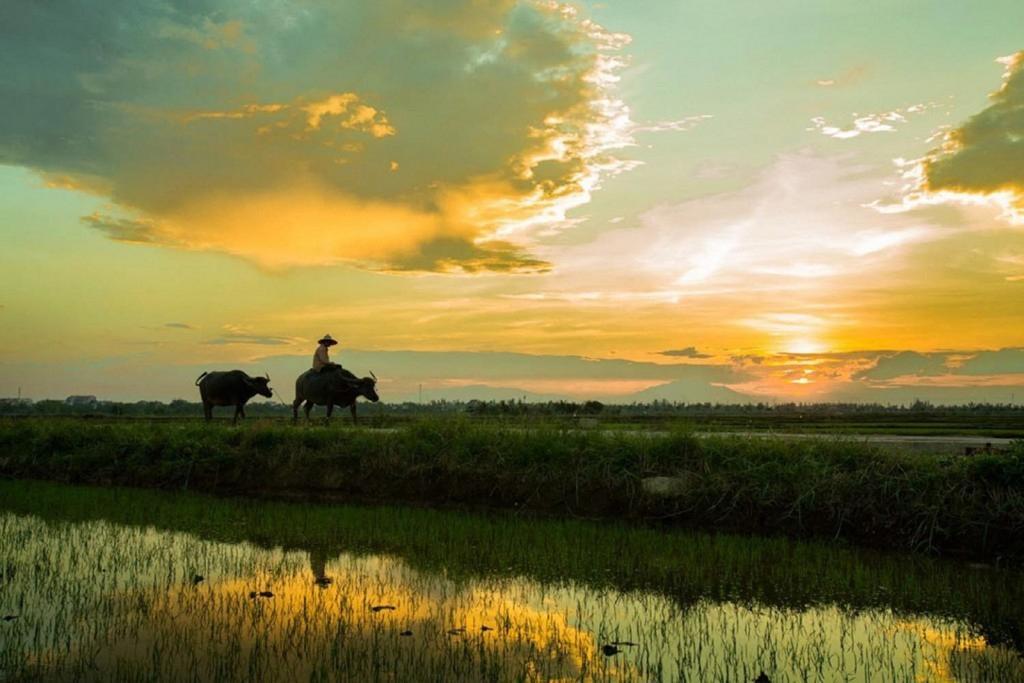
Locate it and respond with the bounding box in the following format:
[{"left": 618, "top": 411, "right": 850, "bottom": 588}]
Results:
[{"left": 0, "top": 481, "right": 1022, "bottom": 682}]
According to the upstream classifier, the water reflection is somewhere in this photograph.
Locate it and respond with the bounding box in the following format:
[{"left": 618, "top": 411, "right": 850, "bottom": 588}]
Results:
[
  {"left": 309, "top": 547, "right": 330, "bottom": 586},
  {"left": 1, "top": 509, "right": 1021, "bottom": 682}
]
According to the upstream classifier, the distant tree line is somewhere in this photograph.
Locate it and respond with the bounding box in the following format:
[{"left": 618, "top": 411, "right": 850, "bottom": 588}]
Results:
[{"left": 1, "top": 397, "right": 1021, "bottom": 419}]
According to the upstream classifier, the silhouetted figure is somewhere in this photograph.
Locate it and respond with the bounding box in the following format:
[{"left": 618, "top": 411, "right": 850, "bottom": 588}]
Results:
[
  {"left": 313, "top": 334, "right": 340, "bottom": 372},
  {"left": 195, "top": 370, "right": 273, "bottom": 423},
  {"left": 292, "top": 368, "right": 379, "bottom": 424}
]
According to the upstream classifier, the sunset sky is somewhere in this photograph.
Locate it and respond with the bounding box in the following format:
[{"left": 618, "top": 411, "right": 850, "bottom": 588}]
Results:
[{"left": 1, "top": 0, "right": 1023, "bottom": 403}]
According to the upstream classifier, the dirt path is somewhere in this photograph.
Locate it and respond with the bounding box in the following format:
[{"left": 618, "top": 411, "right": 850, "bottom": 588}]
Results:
[{"left": 693, "top": 431, "right": 1015, "bottom": 454}]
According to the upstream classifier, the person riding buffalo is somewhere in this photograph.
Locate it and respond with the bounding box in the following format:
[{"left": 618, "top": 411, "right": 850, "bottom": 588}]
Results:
[
  {"left": 313, "top": 334, "right": 340, "bottom": 373},
  {"left": 313, "top": 334, "right": 361, "bottom": 388}
]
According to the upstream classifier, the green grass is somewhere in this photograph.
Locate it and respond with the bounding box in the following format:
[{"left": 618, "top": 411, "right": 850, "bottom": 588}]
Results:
[{"left": 1, "top": 417, "right": 1022, "bottom": 561}]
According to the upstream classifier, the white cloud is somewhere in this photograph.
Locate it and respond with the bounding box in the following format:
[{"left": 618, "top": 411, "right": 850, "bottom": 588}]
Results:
[
  {"left": 808, "top": 103, "right": 936, "bottom": 140},
  {"left": 535, "top": 153, "right": 942, "bottom": 298}
]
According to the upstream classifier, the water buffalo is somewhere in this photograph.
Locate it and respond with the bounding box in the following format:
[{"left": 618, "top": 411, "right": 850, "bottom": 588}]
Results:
[
  {"left": 195, "top": 370, "right": 273, "bottom": 423},
  {"left": 293, "top": 368, "right": 379, "bottom": 423}
]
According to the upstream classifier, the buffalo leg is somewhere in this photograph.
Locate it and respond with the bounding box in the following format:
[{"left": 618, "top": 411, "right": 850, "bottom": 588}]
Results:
[
  {"left": 292, "top": 398, "right": 302, "bottom": 422},
  {"left": 233, "top": 404, "right": 243, "bottom": 425},
  {"left": 203, "top": 402, "right": 213, "bottom": 422},
  {"left": 350, "top": 403, "right": 357, "bottom": 425},
  {"left": 325, "top": 403, "right": 334, "bottom": 421},
  {"left": 303, "top": 401, "right": 313, "bottom": 420}
]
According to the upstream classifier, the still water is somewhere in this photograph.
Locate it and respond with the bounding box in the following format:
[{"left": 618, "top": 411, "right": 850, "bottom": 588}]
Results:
[{"left": 0, "top": 481, "right": 1021, "bottom": 682}]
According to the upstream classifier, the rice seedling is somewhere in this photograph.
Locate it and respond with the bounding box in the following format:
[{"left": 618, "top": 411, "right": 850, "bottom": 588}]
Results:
[{"left": 0, "top": 482, "right": 1022, "bottom": 681}]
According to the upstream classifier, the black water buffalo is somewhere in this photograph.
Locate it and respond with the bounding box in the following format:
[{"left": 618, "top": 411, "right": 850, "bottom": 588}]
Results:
[
  {"left": 195, "top": 370, "right": 273, "bottom": 423},
  {"left": 293, "top": 368, "right": 379, "bottom": 423}
]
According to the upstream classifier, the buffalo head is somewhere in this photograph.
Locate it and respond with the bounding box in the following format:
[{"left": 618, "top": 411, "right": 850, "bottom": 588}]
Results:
[
  {"left": 249, "top": 373, "right": 273, "bottom": 398},
  {"left": 361, "top": 375, "right": 380, "bottom": 402}
]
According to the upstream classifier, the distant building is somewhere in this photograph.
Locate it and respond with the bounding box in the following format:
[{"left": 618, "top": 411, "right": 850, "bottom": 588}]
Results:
[
  {"left": 0, "top": 398, "right": 33, "bottom": 407},
  {"left": 65, "top": 395, "right": 98, "bottom": 407}
]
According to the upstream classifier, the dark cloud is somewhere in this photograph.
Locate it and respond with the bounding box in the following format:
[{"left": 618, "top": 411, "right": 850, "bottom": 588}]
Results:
[
  {"left": 851, "top": 348, "right": 1024, "bottom": 381},
  {"left": 264, "top": 349, "right": 752, "bottom": 384},
  {"left": 955, "top": 348, "right": 1024, "bottom": 375},
  {"left": 922, "top": 52, "right": 1024, "bottom": 214},
  {"left": 381, "top": 237, "right": 550, "bottom": 275},
  {"left": 6, "top": 347, "right": 1023, "bottom": 403},
  {"left": 81, "top": 214, "right": 159, "bottom": 245},
  {"left": 658, "top": 347, "right": 711, "bottom": 359},
  {"left": 204, "top": 335, "right": 292, "bottom": 346},
  {"left": 853, "top": 351, "right": 950, "bottom": 381},
  {"left": 0, "top": 0, "right": 634, "bottom": 272},
  {"left": 0, "top": 350, "right": 754, "bottom": 402}
]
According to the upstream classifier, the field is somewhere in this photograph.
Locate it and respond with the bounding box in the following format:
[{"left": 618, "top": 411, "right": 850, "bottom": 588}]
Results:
[
  {"left": 1, "top": 480, "right": 1023, "bottom": 681},
  {"left": 8, "top": 401, "right": 1024, "bottom": 440},
  {"left": 1, "top": 416, "right": 1022, "bottom": 560}
]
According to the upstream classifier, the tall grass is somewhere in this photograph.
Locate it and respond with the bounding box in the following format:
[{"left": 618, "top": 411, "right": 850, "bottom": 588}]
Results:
[{"left": 1, "top": 417, "right": 1022, "bottom": 560}]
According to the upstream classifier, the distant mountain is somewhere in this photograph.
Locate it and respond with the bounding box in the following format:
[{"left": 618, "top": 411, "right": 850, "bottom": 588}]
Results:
[
  {"left": 398, "top": 380, "right": 759, "bottom": 405},
  {"left": 392, "top": 384, "right": 572, "bottom": 403},
  {"left": 624, "top": 380, "right": 755, "bottom": 404}
]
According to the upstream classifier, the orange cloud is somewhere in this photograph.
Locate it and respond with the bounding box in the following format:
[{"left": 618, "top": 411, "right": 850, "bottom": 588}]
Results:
[{"left": 5, "top": 1, "right": 644, "bottom": 273}]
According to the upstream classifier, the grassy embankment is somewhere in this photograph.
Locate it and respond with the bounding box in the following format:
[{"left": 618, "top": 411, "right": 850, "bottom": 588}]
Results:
[{"left": 0, "top": 417, "right": 1022, "bottom": 560}]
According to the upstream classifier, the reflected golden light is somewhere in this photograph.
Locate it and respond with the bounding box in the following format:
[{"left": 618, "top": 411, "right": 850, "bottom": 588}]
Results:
[
  {"left": 890, "top": 619, "right": 1024, "bottom": 683},
  {"left": 82, "top": 553, "right": 609, "bottom": 682}
]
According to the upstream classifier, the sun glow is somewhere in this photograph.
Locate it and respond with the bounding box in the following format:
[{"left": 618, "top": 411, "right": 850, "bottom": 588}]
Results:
[{"left": 784, "top": 338, "right": 828, "bottom": 355}]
